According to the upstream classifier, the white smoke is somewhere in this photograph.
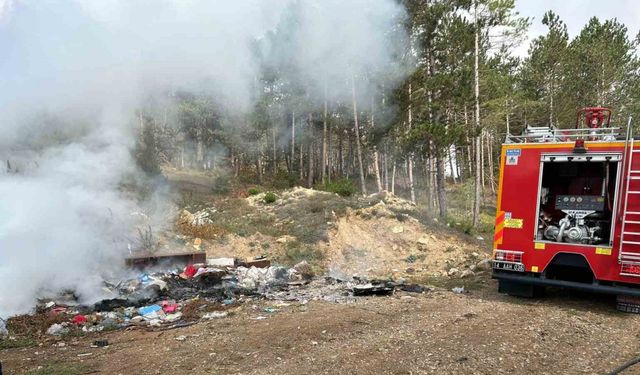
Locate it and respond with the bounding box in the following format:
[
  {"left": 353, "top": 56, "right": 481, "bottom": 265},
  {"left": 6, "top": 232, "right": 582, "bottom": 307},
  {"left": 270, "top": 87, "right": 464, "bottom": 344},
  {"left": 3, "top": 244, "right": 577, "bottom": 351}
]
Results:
[{"left": 0, "top": 0, "right": 409, "bottom": 317}]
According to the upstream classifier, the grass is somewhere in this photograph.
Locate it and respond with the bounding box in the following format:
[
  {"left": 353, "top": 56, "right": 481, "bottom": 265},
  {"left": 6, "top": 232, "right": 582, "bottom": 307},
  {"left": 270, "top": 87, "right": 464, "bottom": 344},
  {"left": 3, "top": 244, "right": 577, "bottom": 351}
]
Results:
[
  {"left": 26, "top": 363, "right": 94, "bottom": 375},
  {"left": 0, "top": 336, "right": 37, "bottom": 349},
  {"left": 278, "top": 241, "right": 325, "bottom": 266}
]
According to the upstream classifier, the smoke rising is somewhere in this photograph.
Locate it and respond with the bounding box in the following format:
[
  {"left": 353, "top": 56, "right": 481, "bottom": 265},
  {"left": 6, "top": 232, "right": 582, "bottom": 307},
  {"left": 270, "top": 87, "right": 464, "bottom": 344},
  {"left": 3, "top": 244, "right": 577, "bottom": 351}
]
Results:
[{"left": 0, "top": 0, "right": 409, "bottom": 317}]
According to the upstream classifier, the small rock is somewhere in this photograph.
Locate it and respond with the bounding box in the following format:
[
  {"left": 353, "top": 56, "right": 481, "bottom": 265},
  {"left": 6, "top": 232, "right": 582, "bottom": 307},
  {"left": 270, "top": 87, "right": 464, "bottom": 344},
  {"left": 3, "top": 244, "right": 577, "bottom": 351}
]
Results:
[
  {"left": 417, "top": 237, "right": 429, "bottom": 245},
  {"left": 311, "top": 341, "right": 318, "bottom": 346},
  {"left": 469, "top": 264, "right": 477, "bottom": 271},
  {"left": 460, "top": 270, "right": 475, "bottom": 278},
  {"left": 471, "top": 252, "right": 479, "bottom": 258},
  {"left": 476, "top": 259, "right": 492, "bottom": 271},
  {"left": 392, "top": 226, "right": 404, "bottom": 234},
  {"left": 203, "top": 311, "right": 228, "bottom": 320},
  {"left": 175, "top": 335, "right": 187, "bottom": 341},
  {"left": 476, "top": 236, "right": 484, "bottom": 241},
  {"left": 452, "top": 287, "right": 465, "bottom": 294},
  {"left": 276, "top": 235, "right": 296, "bottom": 244},
  {"left": 447, "top": 268, "right": 460, "bottom": 277}
]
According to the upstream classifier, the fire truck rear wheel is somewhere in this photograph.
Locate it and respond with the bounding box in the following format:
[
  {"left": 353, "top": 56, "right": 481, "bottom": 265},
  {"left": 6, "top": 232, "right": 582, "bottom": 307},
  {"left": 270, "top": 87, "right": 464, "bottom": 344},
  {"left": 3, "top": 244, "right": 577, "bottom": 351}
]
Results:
[{"left": 616, "top": 295, "right": 640, "bottom": 314}]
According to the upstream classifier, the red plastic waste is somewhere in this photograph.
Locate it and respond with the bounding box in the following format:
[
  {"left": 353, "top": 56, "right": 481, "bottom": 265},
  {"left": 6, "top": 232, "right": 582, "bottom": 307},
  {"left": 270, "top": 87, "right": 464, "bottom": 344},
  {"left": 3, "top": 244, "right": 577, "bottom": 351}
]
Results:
[
  {"left": 161, "top": 300, "right": 178, "bottom": 313},
  {"left": 71, "top": 314, "right": 87, "bottom": 325},
  {"left": 184, "top": 264, "right": 197, "bottom": 278}
]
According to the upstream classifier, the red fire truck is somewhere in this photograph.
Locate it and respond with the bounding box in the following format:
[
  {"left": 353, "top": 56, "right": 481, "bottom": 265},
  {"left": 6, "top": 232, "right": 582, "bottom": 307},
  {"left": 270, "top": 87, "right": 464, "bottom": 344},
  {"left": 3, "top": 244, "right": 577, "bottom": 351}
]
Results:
[{"left": 492, "top": 107, "right": 640, "bottom": 310}]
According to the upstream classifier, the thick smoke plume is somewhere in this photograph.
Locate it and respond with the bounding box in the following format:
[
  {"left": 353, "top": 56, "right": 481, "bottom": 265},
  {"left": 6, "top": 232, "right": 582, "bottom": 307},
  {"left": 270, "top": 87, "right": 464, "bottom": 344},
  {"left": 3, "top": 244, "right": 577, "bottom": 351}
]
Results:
[{"left": 0, "top": 0, "right": 409, "bottom": 317}]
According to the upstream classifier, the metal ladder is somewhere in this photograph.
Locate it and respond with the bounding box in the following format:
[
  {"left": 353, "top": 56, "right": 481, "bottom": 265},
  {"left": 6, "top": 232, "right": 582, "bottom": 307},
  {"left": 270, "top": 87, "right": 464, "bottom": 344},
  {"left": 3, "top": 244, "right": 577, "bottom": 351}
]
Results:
[{"left": 618, "top": 117, "right": 640, "bottom": 271}]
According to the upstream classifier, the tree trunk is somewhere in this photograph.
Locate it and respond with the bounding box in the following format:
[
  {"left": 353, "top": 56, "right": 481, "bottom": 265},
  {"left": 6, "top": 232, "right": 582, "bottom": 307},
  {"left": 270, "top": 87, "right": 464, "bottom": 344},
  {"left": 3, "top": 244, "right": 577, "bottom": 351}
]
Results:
[
  {"left": 391, "top": 160, "right": 396, "bottom": 195},
  {"left": 272, "top": 126, "right": 277, "bottom": 175},
  {"left": 322, "top": 83, "right": 328, "bottom": 183},
  {"left": 448, "top": 146, "right": 457, "bottom": 184},
  {"left": 352, "top": 76, "right": 367, "bottom": 194},
  {"left": 472, "top": 1, "right": 482, "bottom": 228},
  {"left": 436, "top": 154, "right": 447, "bottom": 218},
  {"left": 370, "top": 99, "right": 382, "bottom": 192},
  {"left": 291, "top": 111, "right": 295, "bottom": 173},
  {"left": 383, "top": 146, "right": 389, "bottom": 191},
  {"left": 407, "top": 83, "right": 416, "bottom": 204},
  {"left": 480, "top": 130, "right": 485, "bottom": 188},
  {"left": 256, "top": 154, "right": 263, "bottom": 185},
  {"left": 307, "top": 139, "right": 314, "bottom": 187}
]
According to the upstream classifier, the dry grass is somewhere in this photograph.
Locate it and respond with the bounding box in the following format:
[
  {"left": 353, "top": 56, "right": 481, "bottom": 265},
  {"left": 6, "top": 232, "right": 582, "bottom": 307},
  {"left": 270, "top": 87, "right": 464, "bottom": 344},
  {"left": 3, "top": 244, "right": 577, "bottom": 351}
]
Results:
[
  {"left": 176, "top": 221, "right": 225, "bottom": 239},
  {"left": 181, "top": 299, "right": 230, "bottom": 321},
  {"left": 6, "top": 313, "right": 67, "bottom": 337}
]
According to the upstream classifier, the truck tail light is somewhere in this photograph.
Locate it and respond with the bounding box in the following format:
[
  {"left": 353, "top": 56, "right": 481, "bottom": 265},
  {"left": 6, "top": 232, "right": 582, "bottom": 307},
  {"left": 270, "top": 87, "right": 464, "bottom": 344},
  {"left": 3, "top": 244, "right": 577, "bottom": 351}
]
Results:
[
  {"left": 494, "top": 250, "right": 523, "bottom": 263},
  {"left": 621, "top": 262, "right": 640, "bottom": 277}
]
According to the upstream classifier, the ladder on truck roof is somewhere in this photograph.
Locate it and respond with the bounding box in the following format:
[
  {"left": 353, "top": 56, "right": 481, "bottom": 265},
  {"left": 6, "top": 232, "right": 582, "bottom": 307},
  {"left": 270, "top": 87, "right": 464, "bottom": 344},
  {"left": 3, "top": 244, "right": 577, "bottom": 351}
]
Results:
[{"left": 618, "top": 117, "right": 640, "bottom": 276}]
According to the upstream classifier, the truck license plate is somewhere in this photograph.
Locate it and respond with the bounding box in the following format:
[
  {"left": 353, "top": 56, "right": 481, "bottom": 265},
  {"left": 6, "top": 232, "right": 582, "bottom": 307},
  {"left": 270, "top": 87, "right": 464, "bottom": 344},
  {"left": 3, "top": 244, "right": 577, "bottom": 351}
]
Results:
[{"left": 493, "top": 261, "right": 525, "bottom": 272}]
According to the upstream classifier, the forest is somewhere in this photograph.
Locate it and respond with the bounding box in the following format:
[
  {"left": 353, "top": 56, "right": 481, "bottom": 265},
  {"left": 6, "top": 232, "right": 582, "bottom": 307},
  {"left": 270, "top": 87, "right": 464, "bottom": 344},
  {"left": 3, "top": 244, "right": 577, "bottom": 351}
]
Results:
[{"left": 131, "top": 0, "right": 640, "bottom": 228}]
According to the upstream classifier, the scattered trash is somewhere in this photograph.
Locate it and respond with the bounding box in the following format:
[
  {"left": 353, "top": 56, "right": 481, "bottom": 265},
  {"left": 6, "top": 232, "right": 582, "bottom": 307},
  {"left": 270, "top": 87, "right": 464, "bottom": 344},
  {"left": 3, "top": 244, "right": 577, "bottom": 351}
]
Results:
[
  {"left": 138, "top": 305, "right": 162, "bottom": 317},
  {"left": 77, "top": 353, "right": 92, "bottom": 357},
  {"left": 71, "top": 314, "right": 87, "bottom": 325},
  {"left": 19, "top": 255, "right": 430, "bottom": 337},
  {"left": 175, "top": 335, "right": 187, "bottom": 341},
  {"left": 452, "top": 287, "right": 465, "bottom": 294},
  {"left": 400, "top": 284, "right": 425, "bottom": 293},
  {"left": 183, "top": 264, "right": 198, "bottom": 278},
  {"left": 353, "top": 281, "right": 395, "bottom": 296},
  {"left": 203, "top": 312, "right": 228, "bottom": 320},
  {"left": 46, "top": 323, "right": 69, "bottom": 336},
  {"left": 207, "top": 257, "right": 236, "bottom": 268},
  {"left": 92, "top": 340, "right": 109, "bottom": 348}
]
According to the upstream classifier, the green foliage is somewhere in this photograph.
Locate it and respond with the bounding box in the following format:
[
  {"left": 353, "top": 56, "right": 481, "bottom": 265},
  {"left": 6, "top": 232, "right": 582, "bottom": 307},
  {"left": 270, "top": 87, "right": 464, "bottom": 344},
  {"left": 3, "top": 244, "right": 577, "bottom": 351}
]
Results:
[
  {"left": 247, "top": 187, "right": 260, "bottom": 195},
  {"left": 0, "top": 336, "right": 36, "bottom": 349},
  {"left": 263, "top": 192, "right": 278, "bottom": 204},
  {"left": 27, "top": 363, "right": 94, "bottom": 375},
  {"left": 281, "top": 241, "right": 324, "bottom": 266},
  {"left": 315, "top": 178, "right": 358, "bottom": 197},
  {"left": 272, "top": 170, "right": 299, "bottom": 189},
  {"left": 134, "top": 120, "right": 161, "bottom": 175},
  {"left": 212, "top": 175, "right": 231, "bottom": 195}
]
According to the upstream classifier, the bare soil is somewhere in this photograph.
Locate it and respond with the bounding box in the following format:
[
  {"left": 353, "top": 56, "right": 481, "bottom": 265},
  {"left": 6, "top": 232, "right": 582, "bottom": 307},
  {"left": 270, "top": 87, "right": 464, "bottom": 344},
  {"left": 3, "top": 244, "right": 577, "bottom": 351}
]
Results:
[
  {"left": 4, "top": 171, "right": 637, "bottom": 374},
  {"left": 3, "top": 282, "right": 640, "bottom": 375}
]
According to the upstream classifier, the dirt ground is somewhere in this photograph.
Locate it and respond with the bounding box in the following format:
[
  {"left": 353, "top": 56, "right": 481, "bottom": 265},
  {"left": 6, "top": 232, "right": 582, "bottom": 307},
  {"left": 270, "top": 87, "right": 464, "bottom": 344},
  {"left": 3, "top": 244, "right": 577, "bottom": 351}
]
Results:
[
  {"left": 4, "top": 171, "right": 639, "bottom": 374},
  {"left": 3, "top": 280, "right": 640, "bottom": 375}
]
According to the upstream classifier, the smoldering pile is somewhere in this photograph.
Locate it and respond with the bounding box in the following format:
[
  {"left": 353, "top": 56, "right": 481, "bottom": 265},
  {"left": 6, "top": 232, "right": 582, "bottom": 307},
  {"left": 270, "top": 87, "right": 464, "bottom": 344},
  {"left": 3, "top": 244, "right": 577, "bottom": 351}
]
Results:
[{"left": 2, "top": 258, "right": 426, "bottom": 337}]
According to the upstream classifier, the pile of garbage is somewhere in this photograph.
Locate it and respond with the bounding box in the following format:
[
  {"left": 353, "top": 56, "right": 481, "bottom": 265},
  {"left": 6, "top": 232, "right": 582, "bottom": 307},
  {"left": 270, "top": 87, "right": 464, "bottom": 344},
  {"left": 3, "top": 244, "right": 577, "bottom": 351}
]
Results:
[{"left": 5, "top": 257, "right": 426, "bottom": 338}]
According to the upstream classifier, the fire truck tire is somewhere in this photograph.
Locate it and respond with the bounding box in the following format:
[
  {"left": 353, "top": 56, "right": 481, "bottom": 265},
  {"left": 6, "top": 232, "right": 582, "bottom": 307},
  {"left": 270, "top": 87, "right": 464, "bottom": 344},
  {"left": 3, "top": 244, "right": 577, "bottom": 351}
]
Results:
[
  {"left": 616, "top": 295, "right": 640, "bottom": 314},
  {"left": 498, "top": 279, "right": 544, "bottom": 298}
]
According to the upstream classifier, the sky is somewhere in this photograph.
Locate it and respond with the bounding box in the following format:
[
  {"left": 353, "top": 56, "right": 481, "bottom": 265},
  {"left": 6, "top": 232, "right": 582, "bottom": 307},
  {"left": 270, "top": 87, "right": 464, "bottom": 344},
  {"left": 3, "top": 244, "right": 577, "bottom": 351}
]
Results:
[{"left": 514, "top": 0, "right": 640, "bottom": 57}]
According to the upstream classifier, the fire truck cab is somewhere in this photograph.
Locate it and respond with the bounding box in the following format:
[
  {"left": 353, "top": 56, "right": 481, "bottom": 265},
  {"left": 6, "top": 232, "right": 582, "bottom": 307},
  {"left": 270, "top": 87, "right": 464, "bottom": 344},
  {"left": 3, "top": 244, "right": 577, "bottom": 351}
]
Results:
[{"left": 492, "top": 107, "right": 640, "bottom": 311}]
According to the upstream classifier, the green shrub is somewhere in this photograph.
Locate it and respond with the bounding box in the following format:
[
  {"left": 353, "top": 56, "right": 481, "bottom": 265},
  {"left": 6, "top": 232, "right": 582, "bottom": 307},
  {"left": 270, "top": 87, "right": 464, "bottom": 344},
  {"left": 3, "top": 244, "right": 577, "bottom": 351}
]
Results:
[
  {"left": 315, "top": 178, "right": 358, "bottom": 197},
  {"left": 212, "top": 175, "right": 231, "bottom": 195},
  {"left": 273, "top": 170, "right": 298, "bottom": 189},
  {"left": 247, "top": 187, "right": 260, "bottom": 196},
  {"left": 282, "top": 242, "right": 325, "bottom": 266},
  {"left": 264, "top": 192, "right": 278, "bottom": 204}
]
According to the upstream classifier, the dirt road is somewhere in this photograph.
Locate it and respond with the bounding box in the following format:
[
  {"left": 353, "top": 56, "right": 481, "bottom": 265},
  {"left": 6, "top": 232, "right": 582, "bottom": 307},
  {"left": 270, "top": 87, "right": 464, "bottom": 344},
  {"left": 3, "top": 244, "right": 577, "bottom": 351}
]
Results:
[{"left": 3, "top": 280, "right": 639, "bottom": 375}]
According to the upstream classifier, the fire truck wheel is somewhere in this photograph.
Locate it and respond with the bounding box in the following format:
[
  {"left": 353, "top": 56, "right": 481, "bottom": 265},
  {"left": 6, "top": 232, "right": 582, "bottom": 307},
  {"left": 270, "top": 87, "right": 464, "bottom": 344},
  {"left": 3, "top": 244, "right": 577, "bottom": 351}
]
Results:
[
  {"left": 498, "top": 279, "right": 544, "bottom": 298},
  {"left": 616, "top": 295, "right": 640, "bottom": 314}
]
